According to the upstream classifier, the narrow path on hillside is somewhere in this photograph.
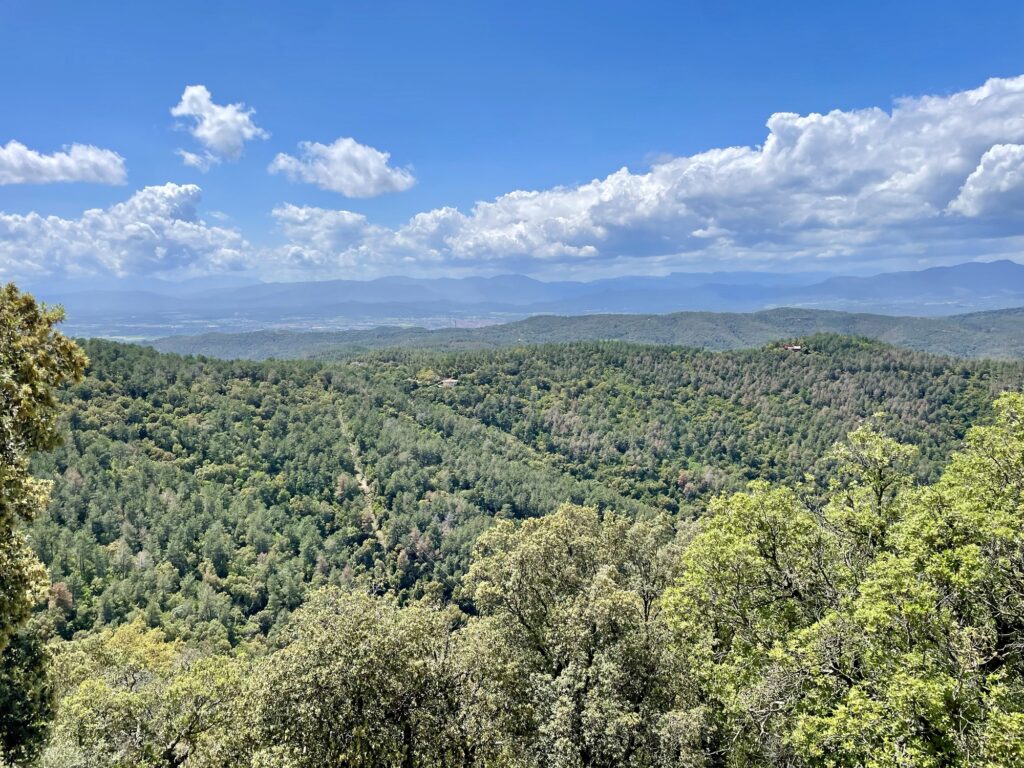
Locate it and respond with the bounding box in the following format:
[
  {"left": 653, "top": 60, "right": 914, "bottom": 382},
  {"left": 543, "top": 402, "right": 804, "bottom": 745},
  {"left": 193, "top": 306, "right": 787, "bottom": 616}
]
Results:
[{"left": 337, "top": 407, "right": 385, "bottom": 545}]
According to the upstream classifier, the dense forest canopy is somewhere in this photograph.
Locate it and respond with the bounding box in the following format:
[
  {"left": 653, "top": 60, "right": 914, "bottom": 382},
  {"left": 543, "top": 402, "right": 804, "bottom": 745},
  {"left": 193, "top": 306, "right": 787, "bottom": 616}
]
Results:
[
  {"left": 31, "top": 389, "right": 1024, "bottom": 767},
  {"left": 26, "top": 336, "right": 1024, "bottom": 644},
  {"left": 3, "top": 283, "right": 1024, "bottom": 767}
]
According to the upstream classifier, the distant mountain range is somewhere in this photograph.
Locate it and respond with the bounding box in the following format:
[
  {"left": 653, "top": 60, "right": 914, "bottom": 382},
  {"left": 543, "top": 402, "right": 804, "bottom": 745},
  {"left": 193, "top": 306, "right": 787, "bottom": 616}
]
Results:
[
  {"left": 150, "top": 305, "right": 1024, "bottom": 361},
  {"left": 33, "top": 259, "right": 1024, "bottom": 339}
]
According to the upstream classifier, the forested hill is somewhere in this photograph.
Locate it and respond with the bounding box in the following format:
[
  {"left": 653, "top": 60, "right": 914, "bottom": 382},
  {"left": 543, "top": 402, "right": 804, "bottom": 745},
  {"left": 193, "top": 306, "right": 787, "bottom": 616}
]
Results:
[
  {"left": 30, "top": 335, "right": 1024, "bottom": 644},
  {"left": 13, "top": 325, "right": 1024, "bottom": 766},
  {"left": 149, "top": 305, "right": 1024, "bottom": 360}
]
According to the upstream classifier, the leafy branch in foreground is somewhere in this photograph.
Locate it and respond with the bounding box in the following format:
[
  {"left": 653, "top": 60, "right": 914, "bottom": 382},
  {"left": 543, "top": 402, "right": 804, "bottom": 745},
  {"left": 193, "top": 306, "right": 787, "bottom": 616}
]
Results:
[
  {"left": 663, "top": 393, "right": 1024, "bottom": 766},
  {"left": 1, "top": 284, "right": 86, "bottom": 765}
]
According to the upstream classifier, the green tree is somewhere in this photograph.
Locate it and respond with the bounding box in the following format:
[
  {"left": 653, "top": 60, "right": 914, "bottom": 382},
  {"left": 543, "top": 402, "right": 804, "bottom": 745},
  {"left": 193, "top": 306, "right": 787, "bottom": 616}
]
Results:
[
  {"left": 40, "top": 621, "right": 243, "bottom": 768},
  {"left": 664, "top": 396, "right": 1024, "bottom": 766},
  {"left": 0, "top": 630, "right": 53, "bottom": 766},
  {"left": 465, "top": 504, "right": 685, "bottom": 767},
  {"left": 663, "top": 483, "right": 843, "bottom": 765},
  {"left": 233, "top": 588, "right": 481, "bottom": 768},
  {"left": 0, "top": 284, "right": 86, "bottom": 763},
  {"left": 792, "top": 394, "right": 1024, "bottom": 766}
]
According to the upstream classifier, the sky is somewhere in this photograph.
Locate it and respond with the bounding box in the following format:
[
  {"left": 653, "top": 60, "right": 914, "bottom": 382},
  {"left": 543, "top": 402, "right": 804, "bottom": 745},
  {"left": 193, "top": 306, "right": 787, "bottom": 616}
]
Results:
[{"left": 3, "top": 0, "right": 1024, "bottom": 287}]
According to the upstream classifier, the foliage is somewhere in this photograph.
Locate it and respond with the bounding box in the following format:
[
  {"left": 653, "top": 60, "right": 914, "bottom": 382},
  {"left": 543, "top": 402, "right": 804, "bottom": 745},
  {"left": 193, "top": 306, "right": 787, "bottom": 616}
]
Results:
[
  {"left": 464, "top": 505, "right": 686, "bottom": 767},
  {"left": 1, "top": 285, "right": 87, "bottom": 650},
  {"left": 0, "top": 284, "right": 86, "bottom": 764},
  {"left": 39, "top": 621, "right": 243, "bottom": 768},
  {"left": 28, "top": 337, "right": 1022, "bottom": 646},
  {"left": 14, "top": 314, "right": 1024, "bottom": 766},
  {"left": 0, "top": 629, "right": 53, "bottom": 766},
  {"left": 223, "top": 590, "right": 488, "bottom": 768},
  {"left": 41, "top": 393, "right": 1024, "bottom": 766},
  {"left": 662, "top": 392, "right": 1024, "bottom": 766}
]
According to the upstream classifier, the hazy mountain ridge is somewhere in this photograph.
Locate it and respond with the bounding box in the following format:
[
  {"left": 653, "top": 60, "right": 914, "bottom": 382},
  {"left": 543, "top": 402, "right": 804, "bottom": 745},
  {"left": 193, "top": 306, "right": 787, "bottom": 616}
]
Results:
[
  {"left": 44, "top": 260, "right": 1024, "bottom": 339},
  {"left": 149, "top": 305, "right": 1024, "bottom": 360}
]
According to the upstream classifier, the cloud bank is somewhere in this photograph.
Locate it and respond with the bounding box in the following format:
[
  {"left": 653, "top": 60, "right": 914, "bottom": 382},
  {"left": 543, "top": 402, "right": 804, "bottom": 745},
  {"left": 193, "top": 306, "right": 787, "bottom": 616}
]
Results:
[
  {"left": 270, "top": 74, "right": 1024, "bottom": 278},
  {"left": 171, "top": 85, "right": 268, "bottom": 169},
  {"left": 0, "top": 183, "right": 247, "bottom": 281},
  {"left": 269, "top": 137, "right": 416, "bottom": 197},
  {"left": 5, "top": 74, "right": 1024, "bottom": 283},
  {"left": 0, "top": 140, "right": 126, "bottom": 185}
]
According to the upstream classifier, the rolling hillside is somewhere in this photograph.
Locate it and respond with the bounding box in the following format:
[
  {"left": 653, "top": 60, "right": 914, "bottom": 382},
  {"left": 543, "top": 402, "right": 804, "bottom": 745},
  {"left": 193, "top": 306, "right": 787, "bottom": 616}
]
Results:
[
  {"left": 35, "top": 334, "right": 1024, "bottom": 641},
  {"left": 149, "top": 305, "right": 1024, "bottom": 360}
]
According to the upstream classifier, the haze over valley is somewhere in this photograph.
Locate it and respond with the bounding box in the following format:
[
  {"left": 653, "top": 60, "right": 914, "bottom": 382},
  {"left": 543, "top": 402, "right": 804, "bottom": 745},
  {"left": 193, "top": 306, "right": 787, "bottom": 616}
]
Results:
[{"left": 39, "top": 259, "right": 1024, "bottom": 340}]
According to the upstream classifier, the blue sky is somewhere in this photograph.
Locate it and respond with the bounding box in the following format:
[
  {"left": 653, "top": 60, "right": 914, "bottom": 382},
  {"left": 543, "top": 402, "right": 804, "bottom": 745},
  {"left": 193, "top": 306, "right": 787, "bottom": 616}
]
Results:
[{"left": 3, "top": 0, "right": 1024, "bottom": 285}]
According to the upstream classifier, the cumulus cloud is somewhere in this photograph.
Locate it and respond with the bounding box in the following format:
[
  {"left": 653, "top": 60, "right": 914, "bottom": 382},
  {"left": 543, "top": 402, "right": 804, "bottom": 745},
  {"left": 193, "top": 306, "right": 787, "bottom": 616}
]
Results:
[
  {"left": 0, "top": 183, "right": 248, "bottom": 281},
  {"left": 265, "top": 74, "right": 1024, "bottom": 278},
  {"left": 271, "top": 203, "right": 386, "bottom": 269},
  {"left": 171, "top": 85, "right": 268, "bottom": 166},
  {"left": 269, "top": 137, "right": 415, "bottom": 197},
  {"left": 948, "top": 143, "right": 1024, "bottom": 219},
  {"left": 7, "top": 75, "right": 1024, "bottom": 282},
  {"left": 0, "top": 140, "right": 126, "bottom": 185}
]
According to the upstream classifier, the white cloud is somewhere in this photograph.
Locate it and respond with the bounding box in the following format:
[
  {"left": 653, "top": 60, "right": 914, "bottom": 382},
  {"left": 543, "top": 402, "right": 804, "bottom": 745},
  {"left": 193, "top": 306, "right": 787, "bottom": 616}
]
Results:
[
  {"left": 0, "top": 140, "right": 126, "bottom": 185},
  {"left": 264, "top": 74, "right": 1024, "bottom": 278},
  {"left": 171, "top": 85, "right": 268, "bottom": 165},
  {"left": 176, "top": 148, "right": 221, "bottom": 173},
  {"left": 269, "top": 137, "right": 415, "bottom": 197},
  {"left": 0, "top": 183, "right": 248, "bottom": 281},
  {"left": 271, "top": 203, "right": 385, "bottom": 268},
  {"left": 947, "top": 143, "right": 1024, "bottom": 219},
  {"left": 7, "top": 75, "right": 1024, "bottom": 283}
]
